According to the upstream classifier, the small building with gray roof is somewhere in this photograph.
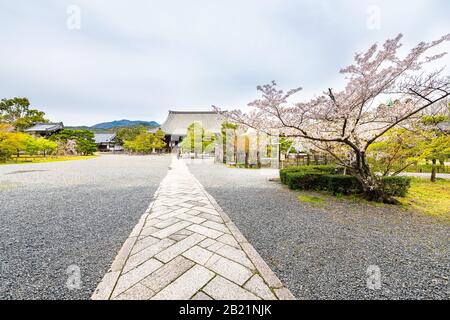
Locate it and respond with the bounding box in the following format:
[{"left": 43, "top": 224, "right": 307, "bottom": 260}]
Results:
[
  {"left": 151, "top": 110, "right": 223, "bottom": 149},
  {"left": 24, "top": 122, "right": 64, "bottom": 137},
  {"left": 94, "top": 133, "right": 123, "bottom": 152}
]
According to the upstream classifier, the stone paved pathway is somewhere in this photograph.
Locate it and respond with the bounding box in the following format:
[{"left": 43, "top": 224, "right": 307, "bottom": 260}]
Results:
[{"left": 92, "top": 157, "right": 294, "bottom": 300}]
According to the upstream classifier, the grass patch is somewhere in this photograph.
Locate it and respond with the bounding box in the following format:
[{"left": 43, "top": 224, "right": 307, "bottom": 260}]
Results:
[
  {"left": 298, "top": 194, "right": 326, "bottom": 205},
  {"left": 0, "top": 182, "right": 21, "bottom": 191},
  {"left": 289, "top": 176, "right": 449, "bottom": 220},
  {"left": 226, "top": 163, "right": 260, "bottom": 169},
  {"left": 334, "top": 193, "right": 386, "bottom": 207},
  {"left": 0, "top": 155, "right": 97, "bottom": 165},
  {"left": 398, "top": 178, "right": 450, "bottom": 220}
]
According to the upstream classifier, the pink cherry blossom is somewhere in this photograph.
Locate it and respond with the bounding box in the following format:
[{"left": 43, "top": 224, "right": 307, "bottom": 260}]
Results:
[{"left": 214, "top": 34, "right": 450, "bottom": 202}]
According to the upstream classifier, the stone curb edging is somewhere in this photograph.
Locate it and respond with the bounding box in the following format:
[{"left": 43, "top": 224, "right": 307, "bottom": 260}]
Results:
[{"left": 91, "top": 161, "right": 295, "bottom": 300}]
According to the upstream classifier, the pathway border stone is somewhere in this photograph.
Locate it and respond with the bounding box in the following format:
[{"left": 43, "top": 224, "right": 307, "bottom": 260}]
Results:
[{"left": 91, "top": 157, "right": 295, "bottom": 300}]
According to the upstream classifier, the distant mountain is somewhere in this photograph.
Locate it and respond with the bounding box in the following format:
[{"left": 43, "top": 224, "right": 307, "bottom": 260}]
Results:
[
  {"left": 91, "top": 120, "right": 159, "bottom": 129},
  {"left": 66, "top": 120, "right": 160, "bottom": 133}
]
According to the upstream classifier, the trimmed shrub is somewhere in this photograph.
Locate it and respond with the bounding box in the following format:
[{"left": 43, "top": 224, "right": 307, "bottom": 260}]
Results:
[
  {"left": 324, "top": 175, "right": 363, "bottom": 195},
  {"left": 280, "top": 167, "right": 300, "bottom": 184},
  {"left": 381, "top": 176, "right": 412, "bottom": 197},
  {"left": 280, "top": 165, "right": 344, "bottom": 184},
  {"left": 285, "top": 172, "right": 325, "bottom": 190},
  {"left": 282, "top": 167, "right": 411, "bottom": 198},
  {"left": 311, "top": 165, "right": 345, "bottom": 174}
]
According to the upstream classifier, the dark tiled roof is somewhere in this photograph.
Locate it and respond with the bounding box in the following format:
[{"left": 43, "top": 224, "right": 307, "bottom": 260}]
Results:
[
  {"left": 94, "top": 133, "right": 116, "bottom": 144},
  {"left": 24, "top": 122, "right": 64, "bottom": 132},
  {"left": 159, "top": 110, "right": 223, "bottom": 135}
]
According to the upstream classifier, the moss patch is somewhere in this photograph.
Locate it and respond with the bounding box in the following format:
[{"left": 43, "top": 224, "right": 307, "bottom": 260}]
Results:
[
  {"left": 298, "top": 194, "right": 326, "bottom": 204},
  {"left": 0, "top": 155, "right": 97, "bottom": 165},
  {"left": 398, "top": 178, "right": 450, "bottom": 221}
]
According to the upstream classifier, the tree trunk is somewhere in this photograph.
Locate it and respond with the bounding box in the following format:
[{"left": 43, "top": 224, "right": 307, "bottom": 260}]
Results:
[
  {"left": 222, "top": 134, "right": 227, "bottom": 164},
  {"left": 351, "top": 151, "right": 398, "bottom": 204},
  {"left": 256, "top": 133, "right": 261, "bottom": 168},
  {"left": 354, "top": 172, "right": 388, "bottom": 202},
  {"left": 233, "top": 131, "right": 237, "bottom": 165},
  {"left": 431, "top": 159, "right": 437, "bottom": 182}
]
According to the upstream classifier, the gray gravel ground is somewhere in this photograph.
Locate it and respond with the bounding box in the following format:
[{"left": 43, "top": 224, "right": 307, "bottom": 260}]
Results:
[
  {"left": 187, "top": 159, "right": 450, "bottom": 300},
  {"left": 0, "top": 154, "right": 170, "bottom": 300}
]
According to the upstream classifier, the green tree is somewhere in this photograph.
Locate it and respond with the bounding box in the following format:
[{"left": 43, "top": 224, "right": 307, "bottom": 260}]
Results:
[
  {"left": 123, "top": 140, "right": 136, "bottom": 153},
  {"left": 367, "top": 115, "right": 450, "bottom": 182},
  {"left": 220, "top": 122, "right": 238, "bottom": 164},
  {"left": 279, "top": 136, "right": 301, "bottom": 160},
  {"left": 123, "top": 130, "right": 166, "bottom": 154},
  {"left": 36, "top": 138, "right": 58, "bottom": 156},
  {"left": 25, "top": 135, "right": 40, "bottom": 156},
  {"left": 25, "top": 136, "right": 59, "bottom": 157},
  {"left": 0, "top": 97, "right": 48, "bottom": 131},
  {"left": 153, "top": 129, "right": 167, "bottom": 151},
  {"left": 0, "top": 124, "right": 28, "bottom": 161},
  {"left": 116, "top": 126, "right": 148, "bottom": 144},
  {"left": 51, "top": 129, "right": 97, "bottom": 155},
  {"left": 180, "top": 122, "right": 215, "bottom": 157},
  {"left": 418, "top": 115, "right": 450, "bottom": 182},
  {"left": 124, "top": 132, "right": 152, "bottom": 153},
  {"left": 367, "top": 128, "right": 422, "bottom": 176},
  {"left": 75, "top": 138, "right": 97, "bottom": 155}
]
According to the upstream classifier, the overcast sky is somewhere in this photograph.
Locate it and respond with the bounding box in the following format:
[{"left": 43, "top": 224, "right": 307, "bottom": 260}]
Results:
[{"left": 1, "top": 0, "right": 449, "bottom": 126}]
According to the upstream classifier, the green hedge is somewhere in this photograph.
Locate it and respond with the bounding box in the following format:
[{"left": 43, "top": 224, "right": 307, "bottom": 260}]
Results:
[
  {"left": 285, "top": 173, "right": 362, "bottom": 195},
  {"left": 325, "top": 175, "right": 363, "bottom": 195},
  {"left": 285, "top": 172, "right": 326, "bottom": 190},
  {"left": 282, "top": 167, "right": 411, "bottom": 197},
  {"left": 280, "top": 165, "right": 344, "bottom": 184},
  {"left": 381, "top": 176, "right": 412, "bottom": 197}
]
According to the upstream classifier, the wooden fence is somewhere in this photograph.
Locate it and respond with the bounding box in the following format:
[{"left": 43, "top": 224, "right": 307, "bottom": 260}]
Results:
[{"left": 280, "top": 154, "right": 334, "bottom": 169}]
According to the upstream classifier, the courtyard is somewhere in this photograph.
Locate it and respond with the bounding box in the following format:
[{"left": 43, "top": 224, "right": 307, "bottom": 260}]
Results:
[{"left": 0, "top": 155, "right": 448, "bottom": 299}]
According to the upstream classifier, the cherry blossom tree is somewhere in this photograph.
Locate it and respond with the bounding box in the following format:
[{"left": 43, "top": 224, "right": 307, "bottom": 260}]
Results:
[{"left": 215, "top": 34, "right": 450, "bottom": 203}]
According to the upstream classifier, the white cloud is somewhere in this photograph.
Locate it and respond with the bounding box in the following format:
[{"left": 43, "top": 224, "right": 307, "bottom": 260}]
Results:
[{"left": 0, "top": 0, "right": 448, "bottom": 125}]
